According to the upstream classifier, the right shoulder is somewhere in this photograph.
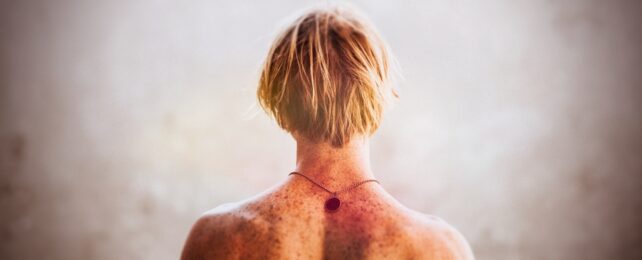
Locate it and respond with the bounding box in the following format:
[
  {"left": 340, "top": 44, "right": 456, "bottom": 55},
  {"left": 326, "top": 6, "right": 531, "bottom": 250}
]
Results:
[
  {"left": 405, "top": 213, "right": 475, "bottom": 260},
  {"left": 180, "top": 203, "right": 249, "bottom": 260}
]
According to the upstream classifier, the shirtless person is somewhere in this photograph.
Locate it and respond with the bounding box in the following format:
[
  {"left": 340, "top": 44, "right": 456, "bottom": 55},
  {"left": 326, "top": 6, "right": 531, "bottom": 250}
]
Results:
[{"left": 181, "top": 5, "right": 475, "bottom": 259}]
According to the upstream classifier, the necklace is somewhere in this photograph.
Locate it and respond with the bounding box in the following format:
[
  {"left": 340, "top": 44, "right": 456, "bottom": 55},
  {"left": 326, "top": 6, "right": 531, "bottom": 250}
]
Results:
[{"left": 289, "top": 171, "right": 380, "bottom": 212}]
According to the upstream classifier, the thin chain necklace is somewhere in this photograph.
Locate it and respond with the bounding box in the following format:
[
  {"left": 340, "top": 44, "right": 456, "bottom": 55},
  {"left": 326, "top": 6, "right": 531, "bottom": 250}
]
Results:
[{"left": 289, "top": 171, "right": 379, "bottom": 212}]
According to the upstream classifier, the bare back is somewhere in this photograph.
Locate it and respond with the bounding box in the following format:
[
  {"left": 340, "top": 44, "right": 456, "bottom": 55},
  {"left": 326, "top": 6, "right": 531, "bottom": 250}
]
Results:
[
  {"left": 183, "top": 4, "right": 474, "bottom": 259},
  {"left": 181, "top": 178, "right": 474, "bottom": 259}
]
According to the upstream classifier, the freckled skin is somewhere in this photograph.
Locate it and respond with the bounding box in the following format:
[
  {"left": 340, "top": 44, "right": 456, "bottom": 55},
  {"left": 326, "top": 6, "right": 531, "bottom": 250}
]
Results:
[
  {"left": 182, "top": 134, "right": 474, "bottom": 259},
  {"left": 180, "top": 178, "right": 475, "bottom": 260}
]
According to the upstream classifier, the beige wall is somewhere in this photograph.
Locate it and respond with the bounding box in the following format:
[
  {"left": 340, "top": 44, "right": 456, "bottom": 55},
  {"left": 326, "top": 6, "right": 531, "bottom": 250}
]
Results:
[{"left": 1, "top": 0, "right": 641, "bottom": 259}]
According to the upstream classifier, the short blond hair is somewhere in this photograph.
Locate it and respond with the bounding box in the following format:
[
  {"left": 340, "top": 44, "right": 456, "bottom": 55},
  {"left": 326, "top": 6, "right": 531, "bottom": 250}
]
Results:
[{"left": 257, "top": 5, "right": 398, "bottom": 147}]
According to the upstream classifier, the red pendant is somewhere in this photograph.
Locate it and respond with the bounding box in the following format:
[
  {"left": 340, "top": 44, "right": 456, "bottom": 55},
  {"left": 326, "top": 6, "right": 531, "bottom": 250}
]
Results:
[{"left": 325, "top": 197, "right": 341, "bottom": 212}]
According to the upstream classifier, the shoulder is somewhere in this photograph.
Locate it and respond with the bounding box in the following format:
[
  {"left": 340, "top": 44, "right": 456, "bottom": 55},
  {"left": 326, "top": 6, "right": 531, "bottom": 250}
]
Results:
[
  {"left": 180, "top": 202, "right": 266, "bottom": 260},
  {"left": 405, "top": 213, "right": 475, "bottom": 260}
]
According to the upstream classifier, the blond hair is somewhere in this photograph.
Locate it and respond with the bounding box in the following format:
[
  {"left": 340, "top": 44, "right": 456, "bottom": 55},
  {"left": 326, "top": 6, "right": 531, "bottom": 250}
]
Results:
[{"left": 257, "top": 5, "right": 398, "bottom": 147}]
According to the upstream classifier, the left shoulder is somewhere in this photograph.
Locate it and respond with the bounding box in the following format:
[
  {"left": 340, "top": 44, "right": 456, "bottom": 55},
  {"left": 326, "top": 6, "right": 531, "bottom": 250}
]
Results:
[{"left": 180, "top": 202, "right": 253, "bottom": 260}]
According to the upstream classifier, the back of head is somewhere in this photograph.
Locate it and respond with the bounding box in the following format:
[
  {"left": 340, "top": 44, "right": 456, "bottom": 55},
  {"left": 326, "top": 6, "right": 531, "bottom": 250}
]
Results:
[{"left": 257, "top": 4, "right": 398, "bottom": 147}]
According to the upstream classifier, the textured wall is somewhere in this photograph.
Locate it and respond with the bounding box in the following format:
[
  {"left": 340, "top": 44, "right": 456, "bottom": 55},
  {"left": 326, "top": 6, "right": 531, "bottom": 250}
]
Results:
[{"left": 1, "top": 0, "right": 641, "bottom": 259}]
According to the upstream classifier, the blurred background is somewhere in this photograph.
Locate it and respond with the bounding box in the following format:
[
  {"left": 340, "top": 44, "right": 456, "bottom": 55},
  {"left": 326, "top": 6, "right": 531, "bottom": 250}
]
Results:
[{"left": 1, "top": 0, "right": 641, "bottom": 259}]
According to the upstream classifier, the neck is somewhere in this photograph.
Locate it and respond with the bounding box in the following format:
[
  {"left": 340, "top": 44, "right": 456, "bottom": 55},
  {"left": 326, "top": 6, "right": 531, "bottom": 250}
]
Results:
[{"left": 293, "top": 135, "right": 375, "bottom": 190}]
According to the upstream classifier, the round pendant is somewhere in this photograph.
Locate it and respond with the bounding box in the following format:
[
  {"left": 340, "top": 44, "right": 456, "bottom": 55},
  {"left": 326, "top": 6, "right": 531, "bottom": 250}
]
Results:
[{"left": 325, "top": 197, "right": 341, "bottom": 212}]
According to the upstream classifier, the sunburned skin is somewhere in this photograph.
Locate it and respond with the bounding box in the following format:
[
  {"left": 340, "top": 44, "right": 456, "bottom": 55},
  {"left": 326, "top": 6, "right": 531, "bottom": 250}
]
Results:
[
  {"left": 181, "top": 136, "right": 474, "bottom": 260},
  {"left": 182, "top": 6, "right": 477, "bottom": 259},
  {"left": 181, "top": 178, "right": 474, "bottom": 259}
]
